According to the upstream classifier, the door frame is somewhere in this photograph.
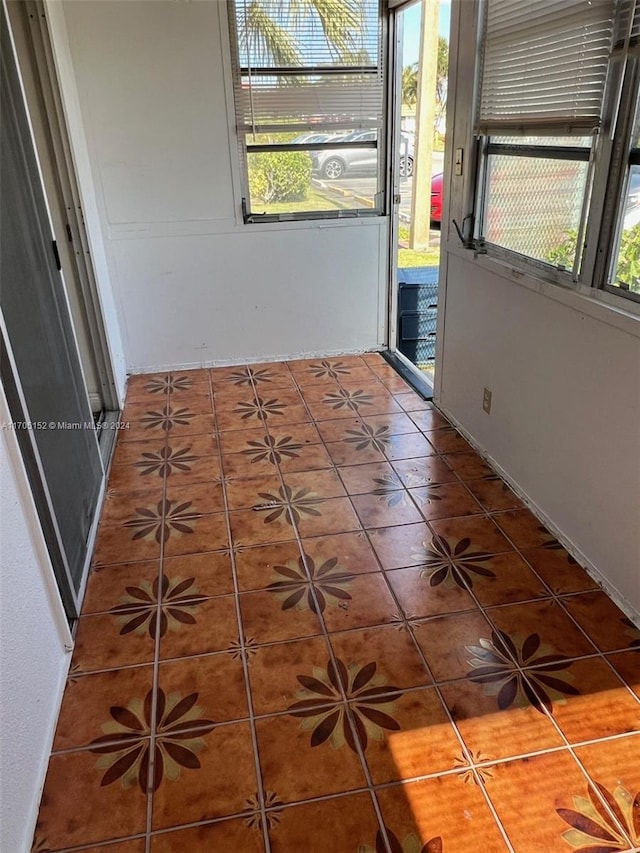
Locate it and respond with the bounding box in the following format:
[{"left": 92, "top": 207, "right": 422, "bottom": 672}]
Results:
[{"left": 5, "top": 0, "right": 119, "bottom": 422}]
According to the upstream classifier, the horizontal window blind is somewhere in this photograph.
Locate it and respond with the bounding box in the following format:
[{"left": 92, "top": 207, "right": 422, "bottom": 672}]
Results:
[
  {"left": 477, "top": 0, "right": 616, "bottom": 135},
  {"left": 228, "top": 0, "right": 383, "bottom": 136}
]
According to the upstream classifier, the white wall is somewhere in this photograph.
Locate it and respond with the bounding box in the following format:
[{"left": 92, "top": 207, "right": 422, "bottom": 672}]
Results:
[
  {"left": 0, "top": 385, "right": 71, "bottom": 853},
  {"left": 437, "top": 251, "right": 640, "bottom": 617},
  {"left": 55, "top": 0, "right": 387, "bottom": 373}
]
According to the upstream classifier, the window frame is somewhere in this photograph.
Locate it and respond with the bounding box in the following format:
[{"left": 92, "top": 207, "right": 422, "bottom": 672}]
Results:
[
  {"left": 226, "top": 0, "right": 388, "bottom": 225},
  {"left": 472, "top": 0, "right": 640, "bottom": 306}
]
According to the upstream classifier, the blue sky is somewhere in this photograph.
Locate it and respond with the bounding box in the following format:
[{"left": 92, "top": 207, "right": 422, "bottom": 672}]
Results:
[{"left": 403, "top": 0, "right": 451, "bottom": 66}]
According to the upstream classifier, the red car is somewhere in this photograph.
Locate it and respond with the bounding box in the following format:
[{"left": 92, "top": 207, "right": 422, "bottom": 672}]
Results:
[{"left": 430, "top": 172, "right": 443, "bottom": 225}]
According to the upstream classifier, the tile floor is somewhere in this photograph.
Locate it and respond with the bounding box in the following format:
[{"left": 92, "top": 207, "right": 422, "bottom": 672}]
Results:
[{"left": 33, "top": 354, "right": 640, "bottom": 853}]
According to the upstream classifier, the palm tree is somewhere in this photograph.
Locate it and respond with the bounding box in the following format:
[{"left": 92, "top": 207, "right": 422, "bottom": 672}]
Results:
[
  {"left": 238, "top": 0, "right": 367, "bottom": 66},
  {"left": 402, "top": 63, "right": 418, "bottom": 108}
]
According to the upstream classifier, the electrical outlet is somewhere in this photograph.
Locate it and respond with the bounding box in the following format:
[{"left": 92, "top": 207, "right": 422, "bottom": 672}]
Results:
[{"left": 482, "top": 387, "right": 492, "bottom": 414}]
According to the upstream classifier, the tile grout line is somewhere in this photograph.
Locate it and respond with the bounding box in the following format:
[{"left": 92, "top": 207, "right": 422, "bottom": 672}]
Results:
[
  {"left": 254, "top": 359, "right": 397, "bottom": 853},
  {"left": 207, "top": 368, "right": 272, "bottom": 853}
]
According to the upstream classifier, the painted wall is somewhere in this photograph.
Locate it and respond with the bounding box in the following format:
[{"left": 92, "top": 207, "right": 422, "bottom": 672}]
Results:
[
  {"left": 55, "top": 0, "right": 387, "bottom": 373},
  {"left": 437, "top": 251, "right": 640, "bottom": 615},
  {"left": 0, "top": 384, "right": 71, "bottom": 853}
]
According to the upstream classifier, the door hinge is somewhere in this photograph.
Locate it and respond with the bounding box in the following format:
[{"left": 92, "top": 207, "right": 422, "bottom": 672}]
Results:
[
  {"left": 393, "top": 193, "right": 401, "bottom": 205},
  {"left": 65, "top": 223, "right": 73, "bottom": 242},
  {"left": 51, "top": 240, "right": 61, "bottom": 271}
]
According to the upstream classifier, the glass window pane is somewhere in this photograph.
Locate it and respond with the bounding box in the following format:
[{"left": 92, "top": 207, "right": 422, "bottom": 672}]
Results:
[
  {"left": 610, "top": 164, "right": 640, "bottom": 295},
  {"left": 246, "top": 150, "right": 376, "bottom": 214},
  {"left": 484, "top": 153, "right": 589, "bottom": 267}
]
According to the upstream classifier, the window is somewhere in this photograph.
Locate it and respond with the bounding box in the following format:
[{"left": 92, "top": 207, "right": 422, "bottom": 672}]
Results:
[
  {"left": 473, "top": 0, "right": 640, "bottom": 303},
  {"left": 227, "top": 0, "right": 385, "bottom": 222}
]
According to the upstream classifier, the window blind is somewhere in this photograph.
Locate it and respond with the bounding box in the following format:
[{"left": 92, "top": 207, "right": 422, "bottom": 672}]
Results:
[
  {"left": 477, "top": 0, "right": 616, "bottom": 135},
  {"left": 228, "top": 0, "right": 383, "bottom": 136}
]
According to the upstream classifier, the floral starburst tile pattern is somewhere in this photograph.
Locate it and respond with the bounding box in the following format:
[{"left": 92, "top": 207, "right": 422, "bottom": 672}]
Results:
[
  {"left": 89, "top": 688, "right": 215, "bottom": 793},
  {"left": 139, "top": 407, "right": 196, "bottom": 431},
  {"left": 359, "top": 827, "right": 444, "bottom": 853},
  {"left": 253, "top": 485, "right": 324, "bottom": 525},
  {"left": 109, "top": 575, "right": 207, "bottom": 638},
  {"left": 287, "top": 658, "right": 401, "bottom": 752},
  {"left": 414, "top": 534, "right": 496, "bottom": 589},
  {"left": 557, "top": 781, "right": 639, "bottom": 850},
  {"left": 307, "top": 359, "right": 352, "bottom": 379},
  {"left": 241, "top": 434, "right": 302, "bottom": 464},
  {"left": 344, "top": 424, "right": 391, "bottom": 452},
  {"left": 234, "top": 397, "right": 286, "bottom": 421},
  {"left": 145, "top": 374, "right": 193, "bottom": 395},
  {"left": 266, "top": 554, "right": 352, "bottom": 614},
  {"left": 131, "top": 446, "right": 198, "bottom": 477},
  {"left": 35, "top": 356, "right": 640, "bottom": 851},
  {"left": 123, "top": 499, "right": 200, "bottom": 542},
  {"left": 466, "top": 629, "right": 578, "bottom": 713},
  {"left": 323, "top": 388, "right": 374, "bottom": 412}
]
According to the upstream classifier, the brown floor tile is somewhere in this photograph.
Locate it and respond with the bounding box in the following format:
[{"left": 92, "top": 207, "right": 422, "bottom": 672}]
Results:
[
  {"left": 239, "top": 587, "right": 324, "bottom": 644},
  {"left": 315, "top": 415, "right": 371, "bottom": 443},
  {"left": 573, "top": 735, "right": 640, "bottom": 848},
  {"left": 222, "top": 449, "right": 280, "bottom": 479},
  {"left": 464, "top": 552, "right": 551, "bottom": 607},
  {"left": 295, "top": 496, "right": 362, "bottom": 538},
  {"left": 33, "top": 748, "right": 148, "bottom": 849},
  {"left": 277, "top": 442, "right": 334, "bottom": 474},
  {"left": 158, "top": 594, "right": 238, "bottom": 660},
  {"left": 82, "top": 560, "right": 160, "bottom": 615},
  {"left": 281, "top": 467, "right": 347, "bottom": 499},
  {"left": 218, "top": 425, "right": 269, "bottom": 454},
  {"left": 393, "top": 391, "right": 433, "bottom": 412},
  {"left": 376, "top": 774, "right": 509, "bottom": 853},
  {"left": 301, "top": 531, "right": 381, "bottom": 576},
  {"left": 268, "top": 793, "right": 380, "bottom": 853},
  {"left": 76, "top": 841, "right": 146, "bottom": 853},
  {"left": 326, "top": 439, "right": 387, "bottom": 467},
  {"left": 152, "top": 817, "right": 265, "bottom": 852},
  {"left": 483, "top": 750, "right": 596, "bottom": 852},
  {"left": 320, "top": 572, "right": 399, "bottom": 633},
  {"left": 368, "top": 522, "right": 432, "bottom": 571},
  {"left": 406, "top": 406, "right": 450, "bottom": 431},
  {"left": 393, "top": 455, "right": 459, "bottom": 489},
  {"left": 443, "top": 451, "right": 494, "bottom": 480},
  {"left": 486, "top": 599, "right": 598, "bottom": 661},
  {"left": 520, "top": 546, "right": 596, "bottom": 594},
  {"left": 492, "top": 508, "right": 557, "bottom": 549},
  {"left": 466, "top": 476, "right": 524, "bottom": 512},
  {"left": 162, "top": 511, "right": 229, "bottom": 557},
  {"left": 440, "top": 675, "right": 564, "bottom": 761},
  {"left": 409, "top": 481, "right": 483, "bottom": 520},
  {"left": 164, "top": 480, "right": 225, "bottom": 515},
  {"left": 53, "top": 665, "right": 154, "bottom": 751},
  {"left": 100, "top": 488, "right": 166, "bottom": 527},
  {"left": 336, "top": 460, "right": 401, "bottom": 496},
  {"left": 157, "top": 652, "right": 248, "bottom": 724},
  {"left": 358, "top": 687, "right": 461, "bottom": 783},
  {"left": 351, "top": 490, "right": 424, "bottom": 528},
  {"left": 412, "top": 609, "right": 494, "bottom": 682},
  {"left": 162, "top": 453, "right": 221, "bottom": 487},
  {"left": 169, "top": 391, "right": 213, "bottom": 414},
  {"left": 247, "top": 635, "right": 332, "bottom": 715},
  {"left": 225, "top": 474, "right": 285, "bottom": 510},
  {"left": 255, "top": 711, "right": 368, "bottom": 803},
  {"left": 428, "top": 515, "right": 514, "bottom": 557},
  {"left": 111, "top": 438, "right": 168, "bottom": 467},
  {"left": 383, "top": 431, "right": 437, "bottom": 462},
  {"left": 328, "top": 625, "right": 433, "bottom": 690},
  {"left": 561, "top": 590, "right": 640, "bottom": 653},
  {"left": 425, "top": 428, "right": 473, "bottom": 454},
  {"left": 161, "top": 551, "right": 234, "bottom": 598},
  {"left": 151, "top": 721, "right": 257, "bottom": 830},
  {"left": 71, "top": 611, "right": 156, "bottom": 674},
  {"left": 234, "top": 540, "right": 303, "bottom": 591},
  {"left": 606, "top": 650, "right": 640, "bottom": 697},
  {"left": 362, "top": 411, "right": 421, "bottom": 435},
  {"left": 230, "top": 507, "right": 298, "bottom": 547},
  {"left": 386, "top": 565, "right": 477, "bottom": 619},
  {"left": 534, "top": 656, "right": 640, "bottom": 743}
]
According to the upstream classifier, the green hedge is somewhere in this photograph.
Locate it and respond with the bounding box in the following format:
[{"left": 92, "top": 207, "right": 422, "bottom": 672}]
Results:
[
  {"left": 249, "top": 151, "right": 312, "bottom": 204},
  {"left": 546, "top": 223, "right": 640, "bottom": 293}
]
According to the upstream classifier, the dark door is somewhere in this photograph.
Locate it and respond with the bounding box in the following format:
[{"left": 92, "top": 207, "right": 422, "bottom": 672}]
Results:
[{"left": 1, "top": 10, "right": 103, "bottom": 616}]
